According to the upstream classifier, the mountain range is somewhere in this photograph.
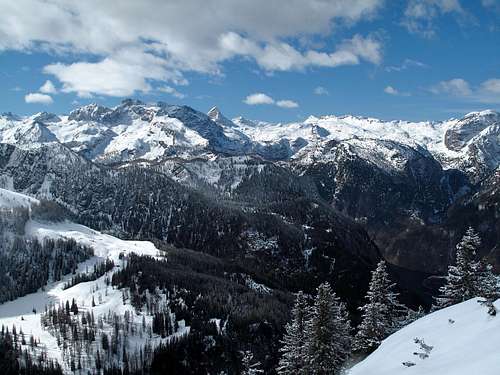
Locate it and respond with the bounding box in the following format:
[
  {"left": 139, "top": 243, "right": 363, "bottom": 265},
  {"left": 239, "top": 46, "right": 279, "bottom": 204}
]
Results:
[
  {"left": 1, "top": 100, "right": 498, "bottom": 276},
  {"left": 0, "top": 100, "right": 499, "bottom": 373}
]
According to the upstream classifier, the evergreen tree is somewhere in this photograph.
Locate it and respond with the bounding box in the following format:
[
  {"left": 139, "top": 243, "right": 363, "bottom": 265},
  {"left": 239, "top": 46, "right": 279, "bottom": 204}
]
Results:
[
  {"left": 277, "top": 291, "right": 310, "bottom": 374},
  {"left": 476, "top": 260, "right": 499, "bottom": 302},
  {"left": 353, "top": 260, "right": 405, "bottom": 353},
  {"left": 241, "top": 350, "right": 264, "bottom": 375},
  {"left": 304, "top": 282, "right": 352, "bottom": 375},
  {"left": 434, "top": 227, "right": 485, "bottom": 309}
]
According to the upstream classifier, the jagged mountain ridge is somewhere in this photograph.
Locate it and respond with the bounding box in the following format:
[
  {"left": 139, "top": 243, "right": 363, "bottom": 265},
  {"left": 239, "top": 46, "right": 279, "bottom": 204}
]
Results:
[
  {"left": 1, "top": 101, "right": 499, "bottom": 276},
  {"left": 2, "top": 101, "right": 498, "bottom": 180}
]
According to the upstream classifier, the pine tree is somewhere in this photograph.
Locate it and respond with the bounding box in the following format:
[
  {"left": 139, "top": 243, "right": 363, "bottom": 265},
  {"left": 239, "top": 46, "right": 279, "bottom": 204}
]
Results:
[
  {"left": 399, "top": 306, "right": 426, "bottom": 327},
  {"left": 476, "top": 260, "right": 499, "bottom": 302},
  {"left": 304, "top": 282, "right": 352, "bottom": 375},
  {"left": 277, "top": 291, "right": 310, "bottom": 374},
  {"left": 434, "top": 227, "right": 484, "bottom": 309},
  {"left": 241, "top": 350, "right": 264, "bottom": 375},
  {"left": 353, "top": 260, "right": 405, "bottom": 353}
]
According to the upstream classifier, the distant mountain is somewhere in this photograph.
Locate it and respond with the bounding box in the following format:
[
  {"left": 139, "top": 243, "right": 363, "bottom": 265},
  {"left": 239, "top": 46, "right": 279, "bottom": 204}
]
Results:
[
  {"left": 0, "top": 100, "right": 498, "bottom": 281},
  {"left": 2, "top": 101, "right": 498, "bottom": 180}
]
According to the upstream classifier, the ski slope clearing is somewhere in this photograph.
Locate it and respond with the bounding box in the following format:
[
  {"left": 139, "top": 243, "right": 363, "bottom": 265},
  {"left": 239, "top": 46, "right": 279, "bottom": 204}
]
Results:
[{"left": 349, "top": 298, "right": 500, "bottom": 375}]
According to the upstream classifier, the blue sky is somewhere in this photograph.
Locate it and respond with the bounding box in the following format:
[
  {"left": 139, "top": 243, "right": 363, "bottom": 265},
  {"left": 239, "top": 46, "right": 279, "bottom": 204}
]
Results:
[{"left": 1, "top": 0, "right": 499, "bottom": 122}]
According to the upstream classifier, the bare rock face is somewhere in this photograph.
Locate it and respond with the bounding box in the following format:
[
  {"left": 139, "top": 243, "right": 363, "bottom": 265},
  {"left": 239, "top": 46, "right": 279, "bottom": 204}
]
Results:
[{"left": 444, "top": 110, "right": 500, "bottom": 151}]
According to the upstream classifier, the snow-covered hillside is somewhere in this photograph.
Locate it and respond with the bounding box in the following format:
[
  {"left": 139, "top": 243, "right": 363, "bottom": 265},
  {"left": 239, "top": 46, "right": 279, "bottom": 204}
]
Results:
[
  {"left": 349, "top": 298, "right": 500, "bottom": 375},
  {"left": 0, "top": 188, "right": 175, "bottom": 373},
  {"left": 0, "top": 187, "right": 38, "bottom": 208}
]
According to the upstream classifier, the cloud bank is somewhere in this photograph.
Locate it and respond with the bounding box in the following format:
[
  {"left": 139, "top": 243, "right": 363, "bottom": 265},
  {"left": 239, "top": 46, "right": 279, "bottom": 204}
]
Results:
[{"left": 0, "top": 0, "right": 384, "bottom": 97}]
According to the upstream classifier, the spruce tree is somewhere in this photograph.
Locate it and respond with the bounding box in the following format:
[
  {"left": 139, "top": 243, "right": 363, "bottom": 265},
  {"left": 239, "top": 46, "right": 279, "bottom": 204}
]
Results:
[
  {"left": 434, "top": 227, "right": 484, "bottom": 309},
  {"left": 353, "top": 260, "right": 405, "bottom": 353},
  {"left": 277, "top": 291, "right": 310, "bottom": 375},
  {"left": 304, "top": 282, "right": 352, "bottom": 375},
  {"left": 476, "top": 260, "right": 499, "bottom": 302},
  {"left": 241, "top": 350, "right": 264, "bottom": 375}
]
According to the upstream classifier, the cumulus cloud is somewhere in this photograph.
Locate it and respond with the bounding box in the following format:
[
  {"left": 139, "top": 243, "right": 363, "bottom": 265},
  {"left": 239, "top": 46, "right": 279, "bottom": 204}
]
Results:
[
  {"left": 314, "top": 86, "right": 329, "bottom": 95},
  {"left": 243, "top": 93, "right": 298, "bottom": 108},
  {"left": 0, "top": 0, "right": 384, "bottom": 97},
  {"left": 430, "top": 77, "right": 500, "bottom": 103},
  {"left": 24, "top": 92, "right": 53, "bottom": 104},
  {"left": 244, "top": 93, "right": 275, "bottom": 105},
  {"left": 43, "top": 49, "right": 187, "bottom": 97},
  {"left": 480, "top": 78, "right": 500, "bottom": 94},
  {"left": 384, "top": 86, "right": 399, "bottom": 95},
  {"left": 402, "top": 0, "right": 466, "bottom": 37},
  {"left": 219, "top": 32, "right": 382, "bottom": 71},
  {"left": 384, "top": 85, "right": 410, "bottom": 96},
  {"left": 430, "top": 78, "right": 472, "bottom": 96},
  {"left": 39, "top": 80, "right": 57, "bottom": 94}
]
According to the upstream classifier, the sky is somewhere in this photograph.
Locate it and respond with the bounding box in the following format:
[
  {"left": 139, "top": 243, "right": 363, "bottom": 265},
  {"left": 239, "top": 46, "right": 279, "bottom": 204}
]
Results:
[{"left": 0, "top": 0, "right": 499, "bottom": 122}]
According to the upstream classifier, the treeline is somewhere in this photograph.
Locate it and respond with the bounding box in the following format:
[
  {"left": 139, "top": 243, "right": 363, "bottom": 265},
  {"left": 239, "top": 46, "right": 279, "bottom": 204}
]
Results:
[
  {"left": 63, "top": 259, "right": 114, "bottom": 290},
  {"left": 0, "top": 237, "right": 93, "bottom": 303},
  {"left": 41, "top": 298, "right": 157, "bottom": 374},
  {"left": 0, "top": 325, "right": 62, "bottom": 375},
  {"left": 111, "top": 251, "right": 292, "bottom": 373}
]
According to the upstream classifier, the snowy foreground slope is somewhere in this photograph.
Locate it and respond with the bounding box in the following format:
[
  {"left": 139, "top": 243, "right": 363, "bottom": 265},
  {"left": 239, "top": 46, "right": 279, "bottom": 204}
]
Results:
[
  {"left": 0, "top": 188, "right": 172, "bottom": 372},
  {"left": 349, "top": 298, "right": 500, "bottom": 375}
]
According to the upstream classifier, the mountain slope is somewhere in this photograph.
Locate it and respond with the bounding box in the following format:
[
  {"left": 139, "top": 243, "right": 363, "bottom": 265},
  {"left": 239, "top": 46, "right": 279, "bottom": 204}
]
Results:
[
  {"left": 0, "top": 188, "right": 164, "bottom": 372},
  {"left": 349, "top": 298, "right": 500, "bottom": 375}
]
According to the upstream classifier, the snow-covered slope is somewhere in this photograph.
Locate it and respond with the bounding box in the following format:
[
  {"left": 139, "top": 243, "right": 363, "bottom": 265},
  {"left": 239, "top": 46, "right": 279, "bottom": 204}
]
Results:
[
  {"left": 0, "top": 187, "right": 38, "bottom": 208},
  {"left": 0, "top": 188, "right": 170, "bottom": 372},
  {"left": 349, "top": 298, "right": 500, "bottom": 375}
]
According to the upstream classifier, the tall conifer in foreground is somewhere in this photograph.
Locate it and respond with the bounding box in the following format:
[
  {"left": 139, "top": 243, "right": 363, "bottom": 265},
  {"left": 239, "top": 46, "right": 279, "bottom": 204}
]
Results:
[
  {"left": 304, "top": 282, "right": 352, "bottom": 375},
  {"left": 277, "top": 291, "right": 310, "bottom": 374},
  {"left": 435, "top": 227, "right": 499, "bottom": 310},
  {"left": 353, "top": 260, "right": 405, "bottom": 353}
]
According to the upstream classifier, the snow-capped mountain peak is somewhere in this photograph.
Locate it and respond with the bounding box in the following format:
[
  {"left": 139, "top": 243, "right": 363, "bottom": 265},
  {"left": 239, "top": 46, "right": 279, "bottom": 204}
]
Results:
[{"left": 1, "top": 102, "right": 498, "bottom": 179}]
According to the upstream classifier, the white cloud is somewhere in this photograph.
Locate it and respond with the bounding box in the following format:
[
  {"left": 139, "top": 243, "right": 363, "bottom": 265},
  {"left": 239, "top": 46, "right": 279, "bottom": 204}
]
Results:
[
  {"left": 219, "top": 33, "right": 383, "bottom": 71},
  {"left": 43, "top": 49, "right": 187, "bottom": 97},
  {"left": 39, "top": 80, "right": 57, "bottom": 94},
  {"left": 314, "top": 86, "right": 329, "bottom": 95},
  {"left": 385, "top": 58, "right": 428, "bottom": 72},
  {"left": 244, "top": 93, "right": 275, "bottom": 105},
  {"left": 0, "top": 0, "right": 384, "bottom": 97},
  {"left": 480, "top": 78, "right": 500, "bottom": 94},
  {"left": 430, "top": 78, "right": 472, "bottom": 96},
  {"left": 158, "top": 85, "right": 186, "bottom": 99},
  {"left": 402, "top": 0, "right": 465, "bottom": 37},
  {"left": 384, "top": 86, "right": 399, "bottom": 95},
  {"left": 384, "top": 85, "right": 410, "bottom": 96},
  {"left": 430, "top": 77, "right": 500, "bottom": 103},
  {"left": 24, "top": 92, "right": 53, "bottom": 104},
  {"left": 276, "top": 100, "right": 299, "bottom": 108},
  {"left": 243, "top": 93, "right": 299, "bottom": 108},
  {"left": 481, "top": 0, "right": 500, "bottom": 9}
]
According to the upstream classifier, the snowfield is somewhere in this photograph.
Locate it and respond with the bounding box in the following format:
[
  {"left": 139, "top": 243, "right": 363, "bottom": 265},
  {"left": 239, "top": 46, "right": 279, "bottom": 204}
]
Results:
[
  {"left": 0, "top": 188, "right": 169, "bottom": 372},
  {"left": 349, "top": 298, "right": 500, "bottom": 375},
  {"left": 0, "top": 187, "right": 39, "bottom": 208}
]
